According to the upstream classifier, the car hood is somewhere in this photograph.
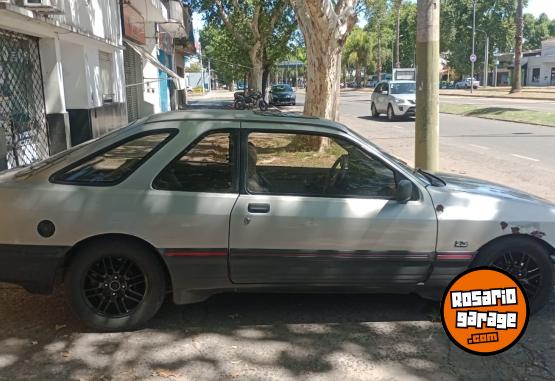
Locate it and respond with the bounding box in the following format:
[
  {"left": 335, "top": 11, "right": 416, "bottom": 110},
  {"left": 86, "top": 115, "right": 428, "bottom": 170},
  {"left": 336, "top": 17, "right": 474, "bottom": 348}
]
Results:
[
  {"left": 437, "top": 172, "right": 553, "bottom": 205},
  {"left": 390, "top": 93, "right": 415, "bottom": 102}
]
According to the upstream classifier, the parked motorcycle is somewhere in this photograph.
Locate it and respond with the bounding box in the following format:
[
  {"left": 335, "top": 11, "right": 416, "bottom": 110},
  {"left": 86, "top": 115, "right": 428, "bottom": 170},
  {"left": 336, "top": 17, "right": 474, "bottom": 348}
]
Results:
[{"left": 234, "top": 90, "right": 268, "bottom": 111}]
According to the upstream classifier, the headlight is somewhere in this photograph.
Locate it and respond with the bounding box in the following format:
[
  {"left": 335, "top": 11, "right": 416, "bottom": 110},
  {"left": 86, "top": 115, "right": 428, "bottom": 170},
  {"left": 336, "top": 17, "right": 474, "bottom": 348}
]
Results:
[{"left": 394, "top": 98, "right": 404, "bottom": 104}]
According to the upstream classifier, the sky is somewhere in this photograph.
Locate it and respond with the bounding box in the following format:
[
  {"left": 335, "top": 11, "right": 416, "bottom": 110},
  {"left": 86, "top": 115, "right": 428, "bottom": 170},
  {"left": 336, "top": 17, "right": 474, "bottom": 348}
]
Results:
[{"left": 525, "top": 0, "right": 555, "bottom": 19}]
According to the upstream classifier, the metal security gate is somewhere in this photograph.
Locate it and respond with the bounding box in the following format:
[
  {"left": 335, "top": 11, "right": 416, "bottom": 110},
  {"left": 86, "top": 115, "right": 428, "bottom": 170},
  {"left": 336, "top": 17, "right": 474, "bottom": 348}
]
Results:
[
  {"left": 124, "top": 42, "right": 143, "bottom": 122},
  {"left": 0, "top": 29, "right": 49, "bottom": 170}
]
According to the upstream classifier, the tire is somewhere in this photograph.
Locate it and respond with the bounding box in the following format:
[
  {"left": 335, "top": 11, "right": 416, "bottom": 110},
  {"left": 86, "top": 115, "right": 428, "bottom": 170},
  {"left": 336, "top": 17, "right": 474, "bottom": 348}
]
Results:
[
  {"left": 473, "top": 237, "right": 553, "bottom": 314},
  {"left": 387, "top": 104, "right": 396, "bottom": 121},
  {"left": 371, "top": 102, "right": 379, "bottom": 118},
  {"left": 65, "top": 240, "right": 166, "bottom": 331},
  {"left": 234, "top": 99, "right": 246, "bottom": 110}
]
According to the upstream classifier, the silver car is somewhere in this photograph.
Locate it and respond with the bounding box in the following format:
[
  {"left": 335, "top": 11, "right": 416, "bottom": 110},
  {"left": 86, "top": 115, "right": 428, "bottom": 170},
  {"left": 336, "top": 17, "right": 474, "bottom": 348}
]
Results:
[
  {"left": 0, "top": 110, "right": 553, "bottom": 331},
  {"left": 371, "top": 81, "right": 416, "bottom": 121}
]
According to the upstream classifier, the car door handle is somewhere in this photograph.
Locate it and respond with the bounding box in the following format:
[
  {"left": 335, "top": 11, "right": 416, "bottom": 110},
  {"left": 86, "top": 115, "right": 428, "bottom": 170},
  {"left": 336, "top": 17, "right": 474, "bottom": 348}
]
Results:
[{"left": 248, "top": 203, "right": 270, "bottom": 214}]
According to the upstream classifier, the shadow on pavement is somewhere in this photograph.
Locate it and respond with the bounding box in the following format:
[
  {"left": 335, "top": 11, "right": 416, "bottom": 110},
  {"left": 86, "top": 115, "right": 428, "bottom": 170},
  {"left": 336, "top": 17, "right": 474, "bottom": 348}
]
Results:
[{"left": 0, "top": 286, "right": 554, "bottom": 380}]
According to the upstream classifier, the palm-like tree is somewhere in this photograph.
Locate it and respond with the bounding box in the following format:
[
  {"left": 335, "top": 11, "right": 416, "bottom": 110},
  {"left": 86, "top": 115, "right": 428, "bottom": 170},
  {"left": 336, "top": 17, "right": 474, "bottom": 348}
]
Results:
[
  {"left": 393, "top": 0, "right": 403, "bottom": 69},
  {"left": 343, "top": 27, "right": 373, "bottom": 86}
]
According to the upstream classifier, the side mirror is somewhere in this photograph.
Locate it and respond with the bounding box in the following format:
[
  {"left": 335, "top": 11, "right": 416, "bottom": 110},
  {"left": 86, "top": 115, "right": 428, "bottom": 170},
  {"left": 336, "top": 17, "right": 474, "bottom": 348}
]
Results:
[
  {"left": 396, "top": 179, "right": 413, "bottom": 203},
  {"left": 383, "top": 90, "right": 389, "bottom": 95}
]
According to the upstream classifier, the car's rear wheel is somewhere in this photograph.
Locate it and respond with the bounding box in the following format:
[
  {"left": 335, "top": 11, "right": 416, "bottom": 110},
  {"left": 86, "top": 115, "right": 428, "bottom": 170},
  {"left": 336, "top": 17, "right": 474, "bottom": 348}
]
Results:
[
  {"left": 387, "top": 104, "right": 396, "bottom": 121},
  {"left": 371, "top": 102, "right": 379, "bottom": 118},
  {"left": 65, "top": 240, "right": 166, "bottom": 331},
  {"left": 474, "top": 237, "right": 553, "bottom": 314}
]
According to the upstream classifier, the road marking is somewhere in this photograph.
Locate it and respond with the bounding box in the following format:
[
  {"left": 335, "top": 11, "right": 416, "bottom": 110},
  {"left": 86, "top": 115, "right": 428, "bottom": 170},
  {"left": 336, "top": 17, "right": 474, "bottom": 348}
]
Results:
[
  {"left": 511, "top": 154, "right": 540, "bottom": 162},
  {"left": 392, "top": 125, "right": 403, "bottom": 129},
  {"left": 469, "top": 144, "right": 489, "bottom": 150}
]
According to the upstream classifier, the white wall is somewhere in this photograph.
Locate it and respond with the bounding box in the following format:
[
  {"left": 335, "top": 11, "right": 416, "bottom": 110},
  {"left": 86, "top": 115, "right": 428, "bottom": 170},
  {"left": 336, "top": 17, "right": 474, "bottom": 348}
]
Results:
[{"left": 53, "top": 0, "right": 121, "bottom": 45}]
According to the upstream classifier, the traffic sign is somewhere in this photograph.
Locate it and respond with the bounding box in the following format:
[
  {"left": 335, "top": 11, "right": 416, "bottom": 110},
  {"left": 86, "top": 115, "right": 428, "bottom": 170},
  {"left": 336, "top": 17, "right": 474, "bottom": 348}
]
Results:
[{"left": 470, "top": 54, "right": 477, "bottom": 63}]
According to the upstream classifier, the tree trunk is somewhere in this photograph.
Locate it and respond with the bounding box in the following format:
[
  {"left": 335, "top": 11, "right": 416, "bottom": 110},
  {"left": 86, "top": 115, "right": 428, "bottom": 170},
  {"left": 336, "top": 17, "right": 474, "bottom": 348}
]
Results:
[
  {"left": 377, "top": 22, "right": 382, "bottom": 81},
  {"left": 511, "top": 0, "right": 523, "bottom": 93},
  {"left": 395, "top": 0, "right": 402, "bottom": 69},
  {"left": 248, "top": 42, "right": 264, "bottom": 92},
  {"left": 262, "top": 66, "right": 270, "bottom": 100},
  {"left": 292, "top": 0, "right": 357, "bottom": 122},
  {"left": 355, "top": 62, "right": 361, "bottom": 86}
]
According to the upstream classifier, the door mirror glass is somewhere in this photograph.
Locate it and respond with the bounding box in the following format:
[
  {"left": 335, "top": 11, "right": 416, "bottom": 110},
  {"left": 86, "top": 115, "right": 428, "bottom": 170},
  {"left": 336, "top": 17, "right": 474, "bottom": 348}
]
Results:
[{"left": 396, "top": 179, "right": 413, "bottom": 203}]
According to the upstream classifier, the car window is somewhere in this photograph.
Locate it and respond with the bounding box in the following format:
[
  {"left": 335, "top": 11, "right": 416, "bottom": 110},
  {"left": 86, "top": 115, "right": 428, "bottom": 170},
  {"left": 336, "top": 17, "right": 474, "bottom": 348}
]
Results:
[
  {"left": 272, "top": 85, "right": 292, "bottom": 92},
  {"left": 247, "top": 132, "right": 397, "bottom": 198},
  {"left": 390, "top": 82, "right": 416, "bottom": 94},
  {"left": 154, "top": 131, "right": 236, "bottom": 193},
  {"left": 51, "top": 131, "right": 174, "bottom": 186}
]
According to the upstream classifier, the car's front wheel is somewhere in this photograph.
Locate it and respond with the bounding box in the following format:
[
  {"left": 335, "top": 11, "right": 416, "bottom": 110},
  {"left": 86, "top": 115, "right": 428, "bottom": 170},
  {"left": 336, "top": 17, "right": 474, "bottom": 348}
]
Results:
[
  {"left": 474, "top": 237, "right": 553, "bottom": 314},
  {"left": 387, "top": 104, "right": 396, "bottom": 121},
  {"left": 65, "top": 240, "right": 166, "bottom": 331}
]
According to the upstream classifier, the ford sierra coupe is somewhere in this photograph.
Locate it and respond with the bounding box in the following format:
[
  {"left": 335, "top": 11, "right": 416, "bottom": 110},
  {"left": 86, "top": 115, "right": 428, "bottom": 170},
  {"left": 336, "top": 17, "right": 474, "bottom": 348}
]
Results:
[{"left": 0, "top": 110, "right": 553, "bottom": 331}]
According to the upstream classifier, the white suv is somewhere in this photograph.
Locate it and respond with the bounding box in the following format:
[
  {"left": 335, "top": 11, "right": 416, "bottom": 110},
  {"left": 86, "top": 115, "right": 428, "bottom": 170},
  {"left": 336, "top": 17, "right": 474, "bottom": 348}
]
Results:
[{"left": 370, "top": 81, "right": 416, "bottom": 121}]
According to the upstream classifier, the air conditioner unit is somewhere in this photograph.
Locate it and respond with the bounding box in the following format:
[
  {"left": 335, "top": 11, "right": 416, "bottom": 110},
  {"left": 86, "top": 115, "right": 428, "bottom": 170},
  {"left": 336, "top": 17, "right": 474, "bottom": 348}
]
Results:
[{"left": 22, "top": 0, "right": 62, "bottom": 14}]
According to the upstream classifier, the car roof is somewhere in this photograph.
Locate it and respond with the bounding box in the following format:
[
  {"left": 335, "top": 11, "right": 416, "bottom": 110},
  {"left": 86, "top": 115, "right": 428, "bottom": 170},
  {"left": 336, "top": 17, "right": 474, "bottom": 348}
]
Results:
[{"left": 143, "top": 110, "right": 349, "bottom": 133}]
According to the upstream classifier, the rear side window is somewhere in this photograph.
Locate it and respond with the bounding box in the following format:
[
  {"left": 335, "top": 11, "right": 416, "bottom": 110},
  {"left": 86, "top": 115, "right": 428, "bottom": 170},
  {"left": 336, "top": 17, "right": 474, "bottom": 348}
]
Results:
[
  {"left": 153, "top": 131, "right": 237, "bottom": 193},
  {"left": 51, "top": 131, "right": 175, "bottom": 186}
]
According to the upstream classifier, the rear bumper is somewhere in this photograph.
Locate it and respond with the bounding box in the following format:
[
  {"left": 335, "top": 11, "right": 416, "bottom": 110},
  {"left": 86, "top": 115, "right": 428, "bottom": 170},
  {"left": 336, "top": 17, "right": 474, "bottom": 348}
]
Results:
[{"left": 0, "top": 244, "right": 69, "bottom": 294}]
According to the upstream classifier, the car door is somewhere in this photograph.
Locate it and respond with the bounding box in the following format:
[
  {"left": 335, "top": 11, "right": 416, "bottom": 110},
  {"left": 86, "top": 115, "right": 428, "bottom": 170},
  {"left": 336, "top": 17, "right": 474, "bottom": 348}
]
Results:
[
  {"left": 373, "top": 83, "right": 384, "bottom": 112},
  {"left": 377, "top": 82, "right": 389, "bottom": 112},
  {"left": 229, "top": 124, "right": 438, "bottom": 286},
  {"left": 143, "top": 123, "right": 240, "bottom": 290}
]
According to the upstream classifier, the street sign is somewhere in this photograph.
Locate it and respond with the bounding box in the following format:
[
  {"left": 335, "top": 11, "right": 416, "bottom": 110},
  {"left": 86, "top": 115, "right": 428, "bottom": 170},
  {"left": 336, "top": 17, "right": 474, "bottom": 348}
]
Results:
[{"left": 470, "top": 54, "right": 477, "bottom": 63}]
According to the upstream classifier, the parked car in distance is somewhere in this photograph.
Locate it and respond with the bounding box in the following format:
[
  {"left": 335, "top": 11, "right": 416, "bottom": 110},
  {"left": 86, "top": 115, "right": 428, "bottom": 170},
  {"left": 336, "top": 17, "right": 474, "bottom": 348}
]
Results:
[
  {"left": 268, "top": 84, "right": 296, "bottom": 106},
  {"left": 370, "top": 80, "right": 416, "bottom": 121},
  {"left": 1, "top": 110, "right": 553, "bottom": 331},
  {"left": 455, "top": 78, "right": 480, "bottom": 89}
]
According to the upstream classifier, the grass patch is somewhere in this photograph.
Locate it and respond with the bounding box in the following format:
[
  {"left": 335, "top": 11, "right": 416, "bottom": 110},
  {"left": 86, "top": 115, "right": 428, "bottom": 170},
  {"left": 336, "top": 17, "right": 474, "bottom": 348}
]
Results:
[{"left": 440, "top": 103, "right": 555, "bottom": 127}]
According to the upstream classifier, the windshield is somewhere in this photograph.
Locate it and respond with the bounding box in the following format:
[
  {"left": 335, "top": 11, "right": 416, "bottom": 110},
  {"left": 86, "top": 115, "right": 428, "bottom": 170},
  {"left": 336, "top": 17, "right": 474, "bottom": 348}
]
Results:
[
  {"left": 390, "top": 82, "right": 416, "bottom": 95},
  {"left": 272, "top": 84, "right": 292, "bottom": 92}
]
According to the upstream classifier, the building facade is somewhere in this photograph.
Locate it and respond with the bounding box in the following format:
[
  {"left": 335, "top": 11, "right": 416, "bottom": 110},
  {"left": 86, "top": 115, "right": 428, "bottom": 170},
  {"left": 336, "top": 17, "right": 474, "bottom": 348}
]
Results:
[
  {"left": 121, "top": 0, "right": 195, "bottom": 123},
  {"left": 0, "top": 0, "right": 127, "bottom": 170},
  {"left": 522, "top": 39, "right": 555, "bottom": 87}
]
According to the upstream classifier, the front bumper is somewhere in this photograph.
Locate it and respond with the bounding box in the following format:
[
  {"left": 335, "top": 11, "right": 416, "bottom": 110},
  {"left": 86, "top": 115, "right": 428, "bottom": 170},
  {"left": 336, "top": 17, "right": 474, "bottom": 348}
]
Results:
[
  {"left": 0, "top": 244, "right": 68, "bottom": 294},
  {"left": 271, "top": 97, "right": 295, "bottom": 105},
  {"left": 393, "top": 103, "right": 416, "bottom": 117}
]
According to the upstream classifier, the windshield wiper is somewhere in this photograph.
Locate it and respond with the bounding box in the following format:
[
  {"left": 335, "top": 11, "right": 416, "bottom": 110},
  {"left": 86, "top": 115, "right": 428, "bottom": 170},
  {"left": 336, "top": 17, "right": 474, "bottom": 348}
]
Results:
[{"left": 416, "top": 168, "right": 446, "bottom": 186}]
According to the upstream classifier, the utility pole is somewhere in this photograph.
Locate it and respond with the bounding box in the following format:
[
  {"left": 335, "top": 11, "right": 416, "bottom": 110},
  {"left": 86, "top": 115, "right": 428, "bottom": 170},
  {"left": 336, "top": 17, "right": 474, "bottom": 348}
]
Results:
[
  {"left": 208, "top": 60, "right": 212, "bottom": 92},
  {"left": 415, "top": 0, "right": 440, "bottom": 171},
  {"left": 471, "top": 0, "right": 477, "bottom": 94}
]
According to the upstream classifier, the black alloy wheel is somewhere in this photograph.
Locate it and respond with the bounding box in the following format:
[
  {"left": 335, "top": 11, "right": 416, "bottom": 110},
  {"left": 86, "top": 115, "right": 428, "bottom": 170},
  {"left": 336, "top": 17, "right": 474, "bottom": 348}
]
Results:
[
  {"left": 473, "top": 237, "right": 553, "bottom": 314},
  {"left": 65, "top": 240, "right": 166, "bottom": 331},
  {"left": 82, "top": 256, "right": 147, "bottom": 317}
]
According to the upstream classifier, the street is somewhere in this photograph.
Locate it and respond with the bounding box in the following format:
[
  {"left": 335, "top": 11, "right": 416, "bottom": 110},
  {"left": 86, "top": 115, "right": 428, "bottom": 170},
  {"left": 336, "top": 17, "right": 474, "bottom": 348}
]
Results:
[{"left": 1, "top": 92, "right": 555, "bottom": 381}]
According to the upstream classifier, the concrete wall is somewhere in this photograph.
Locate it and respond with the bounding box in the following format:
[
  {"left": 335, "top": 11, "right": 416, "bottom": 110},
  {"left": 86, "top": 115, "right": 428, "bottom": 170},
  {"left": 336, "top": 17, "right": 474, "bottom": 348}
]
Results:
[{"left": 53, "top": 0, "right": 121, "bottom": 45}]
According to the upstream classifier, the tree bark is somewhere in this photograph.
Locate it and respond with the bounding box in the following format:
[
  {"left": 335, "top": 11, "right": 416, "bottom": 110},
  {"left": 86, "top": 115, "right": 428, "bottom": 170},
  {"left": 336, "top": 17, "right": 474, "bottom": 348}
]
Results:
[
  {"left": 395, "top": 0, "right": 402, "bottom": 69},
  {"left": 248, "top": 42, "right": 264, "bottom": 92},
  {"left": 377, "top": 21, "right": 382, "bottom": 81},
  {"left": 511, "top": 0, "right": 523, "bottom": 93},
  {"left": 292, "top": 0, "right": 357, "bottom": 121}
]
